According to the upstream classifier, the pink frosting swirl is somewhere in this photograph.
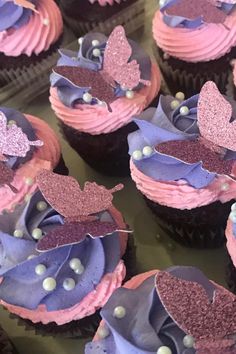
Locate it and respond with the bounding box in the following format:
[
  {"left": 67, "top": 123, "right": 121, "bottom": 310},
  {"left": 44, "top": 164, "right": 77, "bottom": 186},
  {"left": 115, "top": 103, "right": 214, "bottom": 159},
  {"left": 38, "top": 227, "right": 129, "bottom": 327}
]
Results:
[
  {"left": 0, "top": 114, "right": 61, "bottom": 213},
  {"left": 130, "top": 160, "right": 236, "bottom": 210},
  {"left": 0, "top": 0, "right": 63, "bottom": 57},
  {"left": 152, "top": 9, "right": 236, "bottom": 62},
  {"left": 226, "top": 218, "right": 236, "bottom": 267},
  {"left": 49, "top": 63, "right": 161, "bottom": 135}
]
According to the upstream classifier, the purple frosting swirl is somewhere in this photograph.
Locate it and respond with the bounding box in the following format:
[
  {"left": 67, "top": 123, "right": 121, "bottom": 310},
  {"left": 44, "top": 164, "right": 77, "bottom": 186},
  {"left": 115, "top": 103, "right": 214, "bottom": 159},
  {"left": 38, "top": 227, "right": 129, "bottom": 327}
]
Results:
[
  {"left": 160, "top": 0, "right": 235, "bottom": 28},
  {"left": 85, "top": 266, "right": 217, "bottom": 354},
  {"left": 0, "top": 191, "right": 122, "bottom": 311},
  {"left": 0, "top": 0, "right": 34, "bottom": 32},
  {"left": 128, "top": 94, "right": 236, "bottom": 189},
  {"left": 50, "top": 32, "right": 151, "bottom": 108}
]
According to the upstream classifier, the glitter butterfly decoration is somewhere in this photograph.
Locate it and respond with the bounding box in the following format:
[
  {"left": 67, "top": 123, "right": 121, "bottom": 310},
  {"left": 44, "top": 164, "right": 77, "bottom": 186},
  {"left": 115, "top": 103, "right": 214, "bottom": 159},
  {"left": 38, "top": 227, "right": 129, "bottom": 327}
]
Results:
[
  {"left": 13, "top": 0, "right": 38, "bottom": 12},
  {"left": 53, "top": 26, "right": 150, "bottom": 111},
  {"left": 155, "top": 81, "right": 236, "bottom": 178},
  {"left": 36, "top": 170, "right": 125, "bottom": 251},
  {"left": 163, "top": 0, "right": 227, "bottom": 25},
  {"left": 156, "top": 271, "right": 236, "bottom": 354}
]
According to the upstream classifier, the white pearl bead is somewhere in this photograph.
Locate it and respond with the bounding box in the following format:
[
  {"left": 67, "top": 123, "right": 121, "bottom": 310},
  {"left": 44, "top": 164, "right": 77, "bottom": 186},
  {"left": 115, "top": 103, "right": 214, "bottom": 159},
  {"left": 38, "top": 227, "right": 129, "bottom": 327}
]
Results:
[
  {"left": 183, "top": 335, "right": 194, "bottom": 348},
  {"left": 175, "top": 92, "right": 185, "bottom": 101},
  {"left": 25, "top": 177, "right": 34, "bottom": 186},
  {"left": 24, "top": 194, "right": 31, "bottom": 203},
  {"left": 83, "top": 92, "right": 93, "bottom": 103},
  {"left": 159, "top": 0, "right": 166, "bottom": 6},
  {"left": 231, "top": 203, "right": 236, "bottom": 211},
  {"left": 35, "top": 264, "right": 46, "bottom": 276},
  {"left": 32, "top": 228, "right": 43, "bottom": 240},
  {"left": 142, "top": 146, "right": 153, "bottom": 157},
  {"left": 221, "top": 183, "right": 229, "bottom": 191},
  {"left": 69, "top": 258, "right": 82, "bottom": 270},
  {"left": 132, "top": 150, "right": 143, "bottom": 161},
  {"left": 13, "top": 229, "right": 23, "bottom": 238},
  {"left": 121, "top": 85, "right": 128, "bottom": 91},
  {"left": 43, "top": 277, "right": 57, "bottom": 291},
  {"left": 42, "top": 18, "right": 49, "bottom": 26},
  {"left": 180, "top": 106, "right": 190, "bottom": 116},
  {"left": 170, "top": 100, "right": 179, "bottom": 110},
  {"left": 8, "top": 120, "right": 16, "bottom": 126},
  {"left": 78, "top": 37, "right": 84, "bottom": 45},
  {"left": 126, "top": 90, "right": 134, "bottom": 99},
  {"left": 113, "top": 306, "right": 126, "bottom": 319},
  {"left": 92, "top": 39, "right": 100, "bottom": 47},
  {"left": 163, "top": 52, "right": 170, "bottom": 60},
  {"left": 157, "top": 346, "right": 172, "bottom": 354},
  {"left": 27, "top": 254, "right": 36, "bottom": 260},
  {"left": 74, "top": 264, "right": 85, "bottom": 275},
  {"left": 230, "top": 211, "right": 236, "bottom": 223},
  {"left": 36, "top": 201, "right": 47, "bottom": 212},
  {"left": 97, "top": 326, "right": 110, "bottom": 339},
  {"left": 92, "top": 48, "right": 101, "bottom": 57},
  {"left": 63, "top": 278, "right": 76, "bottom": 291}
]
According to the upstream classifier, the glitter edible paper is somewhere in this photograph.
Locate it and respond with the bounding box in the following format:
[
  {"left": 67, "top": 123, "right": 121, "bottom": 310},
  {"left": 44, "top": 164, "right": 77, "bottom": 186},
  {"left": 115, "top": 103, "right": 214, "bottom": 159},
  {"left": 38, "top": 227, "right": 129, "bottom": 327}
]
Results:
[
  {"left": 36, "top": 221, "right": 118, "bottom": 251},
  {"left": 36, "top": 170, "right": 123, "bottom": 219},
  {"left": 165, "top": 0, "right": 227, "bottom": 25},
  {"left": 0, "top": 162, "right": 17, "bottom": 193}
]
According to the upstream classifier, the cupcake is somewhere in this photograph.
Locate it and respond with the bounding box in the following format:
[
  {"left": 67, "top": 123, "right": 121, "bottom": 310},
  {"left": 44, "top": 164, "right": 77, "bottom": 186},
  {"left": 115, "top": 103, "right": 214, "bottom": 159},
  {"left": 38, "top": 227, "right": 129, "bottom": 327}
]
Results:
[
  {"left": 152, "top": 0, "right": 236, "bottom": 97},
  {"left": 0, "top": 325, "right": 17, "bottom": 354},
  {"left": 50, "top": 25, "right": 161, "bottom": 177},
  {"left": 0, "top": 0, "right": 63, "bottom": 88},
  {"left": 58, "top": 0, "right": 144, "bottom": 37},
  {"left": 0, "top": 170, "right": 132, "bottom": 337},
  {"left": 128, "top": 81, "right": 236, "bottom": 248},
  {"left": 85, "top": 265, "right": 236, "bottom": 354},
  {"left": 0, "top": 106, "right": 68, "bottom": 214}
]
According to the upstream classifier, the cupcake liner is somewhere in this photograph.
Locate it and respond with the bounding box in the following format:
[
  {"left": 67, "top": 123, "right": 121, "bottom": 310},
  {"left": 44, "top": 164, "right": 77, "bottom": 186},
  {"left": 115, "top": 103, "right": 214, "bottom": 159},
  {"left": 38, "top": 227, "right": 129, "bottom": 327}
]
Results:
[
  {"left": 5, "top": 234, "right": 136, "bottom": 338},
  {"left": 59, "top": 120, "right": 138, "bottom": 177},
  {"left": 226, "top": 255, "right": 236, "bottom": 294},
  {"left": 144, "top": 195, "right": 233, "bottom": 249},
  {"left": 61, "top": 0, "right": 146, "bottom": 37},
  {"left": 0, "top": 326, "right": 18, "bottom": 354},
  {"left": 154, "top": 46, "right": 236, "bottom": 97},
  {"left": 53, "top": 155, "right": 69, "bottom": 176}
]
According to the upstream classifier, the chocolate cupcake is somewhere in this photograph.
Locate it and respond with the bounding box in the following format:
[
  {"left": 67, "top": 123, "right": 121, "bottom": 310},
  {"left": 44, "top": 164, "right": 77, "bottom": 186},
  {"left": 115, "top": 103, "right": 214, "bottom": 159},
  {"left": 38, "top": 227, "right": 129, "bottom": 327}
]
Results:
[
  {"left": 86, "top": 266, "right": 236, "bottom": 354},
  {"left": 58, "top": 0, "right": 144, "bottom": 37},
  {"left": 128, "top": 81, "right": 236, "bottom": 248},
  {"left": 50, "top": 26, "right": 161, "bottom": 177},
  {"left": 0, "top": 171, "right": 133, "bottom": 337},
  {"left": 152, "top": 0, "right": 236, "bottom": 97}
]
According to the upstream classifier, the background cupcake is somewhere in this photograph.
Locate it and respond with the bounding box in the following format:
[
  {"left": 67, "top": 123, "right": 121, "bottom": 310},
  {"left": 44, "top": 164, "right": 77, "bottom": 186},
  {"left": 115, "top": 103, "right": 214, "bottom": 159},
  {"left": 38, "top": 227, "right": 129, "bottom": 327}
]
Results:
[
  {"left": 0, "top": 106, "right": 67, "bottom": 214},
  {"left": 128, "top": 81, "right": 236, "bottom": 248},
  {"left": 0, "top": 0, "right": 63, "bottom": 87},
  {"left": 50, "top": 25, "right": 161, "bottom": 176},
  {"left": 152, "top": 0, "right": 236, "bottom": 97},
  {"left": 85, "top": 266, "right": 236, "bottom": 353},
  {"left": 0, "top": 171, "right": 132, "bottom": 337},
  {"left": 58, "top": 0, "right": 144, "bottom": 37}
]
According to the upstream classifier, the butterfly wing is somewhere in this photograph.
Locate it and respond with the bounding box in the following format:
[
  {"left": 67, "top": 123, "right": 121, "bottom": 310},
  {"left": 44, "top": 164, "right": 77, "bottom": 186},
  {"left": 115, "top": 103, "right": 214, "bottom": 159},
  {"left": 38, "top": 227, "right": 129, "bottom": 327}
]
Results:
[
  {"left": 0, "top": 162, "right": 17, "bottom": 193},
  {"left": 198, "top": 81, "right": 236, "bottom": 151}
]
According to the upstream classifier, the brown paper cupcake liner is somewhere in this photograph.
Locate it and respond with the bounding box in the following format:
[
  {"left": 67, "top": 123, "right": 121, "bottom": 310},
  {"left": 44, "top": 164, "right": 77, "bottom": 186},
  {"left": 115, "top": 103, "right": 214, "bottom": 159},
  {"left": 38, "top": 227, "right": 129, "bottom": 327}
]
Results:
[
  {"left": 0, "top": 326, "right": 18, "bottom": 354},
  {"left": 53, "top": 155, "right": 69, "bottom": 176},
  {"left": 226, "top": 255, "right": 236, "bottom": 294},
  {"left": 144, "top": 195, "right": 233, "bottom": 249}
]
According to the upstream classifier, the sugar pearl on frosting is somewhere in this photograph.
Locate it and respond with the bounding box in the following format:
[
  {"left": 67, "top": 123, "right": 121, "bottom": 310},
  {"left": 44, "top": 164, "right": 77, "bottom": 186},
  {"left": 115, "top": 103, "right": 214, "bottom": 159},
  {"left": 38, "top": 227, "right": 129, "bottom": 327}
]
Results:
[
  {"left": 183, "top": 335, "right": 194, "bottom": 348},
  {"left": 42, "top": 18, "right": 50, "bottom": 26},
  {"left": 32, "top": 228, "right": 43, "bottom": 240},
  {"left": 159, "top": 0, "right": 166, "bottom": 7},
  {"left": 157, "top": 347, "right": 172, "bottom": 354},
  {"left": 113, "top": 306, "right": 126, "bottom": 319},
  {"left": 63, "top": 278, "right": 76, "bottom": 291},
  {"left": 8, "top": 120, "right": 16, "bottom": 126},
  {"left": 25, "top": 177, "right": 34, "bottom": 186},
  {"left": 92, "top": 39, "right": 100, "bottom": 47},
  {"left": 36, "top": 201, "right": 47, "bottom": 212},
  {"left": 126, "top": 90, "right": 134, "bottom": 99},
  {"left": 170, "top": 100, "right": 179, "bottom": 110},
  {"left": 221, "top": 183, "right": 229, "bottom": 191},
  {"left": 69, "top": 258, "right": 82, "bottom": 270},
  {"left": 74, "top": 264, "right": 84, "bottom": 275},
  {"left": 132, "top": 150, "right": 143, "bottom": 161},
  {"left": 180, "top": 106, "right": 190, "bottom": 116},
  {"left": 142, "top": 146, "right": 153, "bottom": 157},
  {"left": 175, "top": 92, "right": 185, "bottom": 101},
  {"left": 163, "top": 52, "right": 169, "bottom": 60},
  {"left": 13, "top": 229, "right": 23, "bottom": 238},
  {"left": 83, "top": 92, "right": 92, "bottom": 103},
  {"left": 231, "top": 203, "right": 236, "bottom": 211},
  {"left": 24, "top": 194, "right": 31, "bottom": 203},
  {"left": 97, "top": 326, "right": 110, "bottom": 339},
  {"left": 27, "top": 254, "right": 37, "bottom": 260},
  {"left": 35, "top": 264, "right": 46, "bottom": 276},
  {"left": 92, "top": 48, "right": 101, "bottom": 57},
  {"left": 230, "top": 210, "right": 236, "bottom": 223},
  {"left": 78, "top": 37, "right": 84, "bottom": 45},
  {"left": 43, "top": 277, "right": 56, "bottom": 291}
]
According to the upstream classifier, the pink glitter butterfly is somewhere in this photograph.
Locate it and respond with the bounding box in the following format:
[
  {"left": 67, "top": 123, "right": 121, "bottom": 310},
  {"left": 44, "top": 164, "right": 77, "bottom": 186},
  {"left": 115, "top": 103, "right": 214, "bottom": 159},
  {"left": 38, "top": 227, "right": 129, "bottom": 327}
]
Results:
[
  {"left": 0, "top": 112, "right": 43, "bottom": 159},
  {"left": 165, "top": 0, "right": 227, "bottom": 25},
  {"left": 156, "top": 271, "right": 236, "bottom": 353},
  {"left": 0, "top": 161, "right": 18, "bottom": 193}
]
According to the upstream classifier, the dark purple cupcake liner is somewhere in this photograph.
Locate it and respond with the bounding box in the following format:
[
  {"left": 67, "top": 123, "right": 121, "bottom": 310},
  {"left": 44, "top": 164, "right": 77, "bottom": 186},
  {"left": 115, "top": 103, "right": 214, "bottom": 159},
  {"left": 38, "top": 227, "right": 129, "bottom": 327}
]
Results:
[
  {"left": 153, "top": 45, "right": 236, "bottom": 97},
  {"left": 144, "top": 195, "right": 234, "bottom": 249},
  {"left": 226, "top": 254, "right": 236, "bottom": 294},
  {"left": 0, "top": 326, "right": 18, "bottom": 354}
]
